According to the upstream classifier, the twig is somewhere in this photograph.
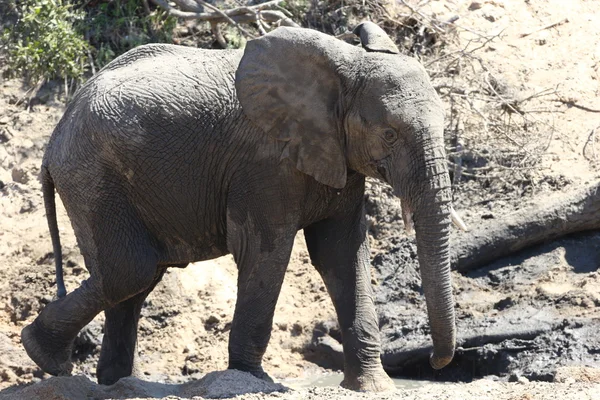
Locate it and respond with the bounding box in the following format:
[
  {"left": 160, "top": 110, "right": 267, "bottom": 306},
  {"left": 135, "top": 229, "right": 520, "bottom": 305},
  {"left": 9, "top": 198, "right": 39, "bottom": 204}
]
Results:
[
  {"left": 425, "top": 29, "right": 504, "bottom": 68},
  {"left": 142, "top": 0, "right": 151, "bottom": 15},
  {"left": 336, "top": 32, "right": 356, "bottom": 41},
  {"left": 447, "top": 160, "right": 541, "bottom": 172},
  {"left": 87, "top": 48, "right": 96, "bottom": 76},
  {"left": 398, "top": 0, "right": 444, "bottom": 33},
  {"left": 274, "top": 4, "right": 293, "bottom": 18},
  {"left": 255, "top": 12, "right": 268, "bottom": 36},
  {"left": 64, "top": 75, "right": 69, "bottom": 102},
  {"left": 556, "top": 98, "right": 600, "bottom": 113},
  {"left": 519, "top": 18, "right": 568, "bottom": 38},
  {"left": 583, "top": 126, "right": 600, "bottom": 162},
  {"left": 211, "top": 22, "right": 227, "bottom": 48},
  {"left": 196, "top": 0, "right": 255, "bottom": 39},
  {"left": 519, "top": 85, "right": 558, "bottom": 102}
]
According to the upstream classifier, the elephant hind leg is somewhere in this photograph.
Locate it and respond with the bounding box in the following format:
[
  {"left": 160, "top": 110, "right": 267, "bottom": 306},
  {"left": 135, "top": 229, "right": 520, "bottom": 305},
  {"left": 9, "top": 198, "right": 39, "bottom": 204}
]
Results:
[
  {"left": 22, "top": 277, "right": 106, "bottom": 376},
  {"left": 96, "top": 267, "right": 166, "bottom": 385},
  {"left": 22, "top": 198, "right": 161, "bottom": 379}
]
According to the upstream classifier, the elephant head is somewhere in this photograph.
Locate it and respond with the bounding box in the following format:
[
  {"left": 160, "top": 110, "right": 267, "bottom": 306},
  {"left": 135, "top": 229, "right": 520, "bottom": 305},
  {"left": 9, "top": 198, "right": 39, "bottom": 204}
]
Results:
[{"left": 236, "top": 23, "right": 465, "bottom": 370}]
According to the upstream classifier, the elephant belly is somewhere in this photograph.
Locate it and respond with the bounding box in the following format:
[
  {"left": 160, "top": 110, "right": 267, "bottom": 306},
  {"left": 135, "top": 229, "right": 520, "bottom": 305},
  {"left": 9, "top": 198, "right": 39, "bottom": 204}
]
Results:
[{"left": 131, "top": 190, "right": 230, "bottom": 265}]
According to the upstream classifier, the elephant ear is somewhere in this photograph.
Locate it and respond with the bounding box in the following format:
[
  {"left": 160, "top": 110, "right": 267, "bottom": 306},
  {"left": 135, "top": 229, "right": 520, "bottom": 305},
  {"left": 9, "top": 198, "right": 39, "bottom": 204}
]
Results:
[
  {"left": 353, "top": 21, "right": 400, "bottom": 54},
  {"left": 235, "top": 27, "right": 348, "bottom": 189}
]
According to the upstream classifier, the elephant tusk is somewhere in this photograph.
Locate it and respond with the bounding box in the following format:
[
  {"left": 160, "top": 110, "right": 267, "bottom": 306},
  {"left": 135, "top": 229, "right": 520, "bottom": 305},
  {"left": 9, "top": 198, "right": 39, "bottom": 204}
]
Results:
[
  {"left": 401, "top": 199, "right": 414, "bottom": 234},
  {"left": 450, "top": 207, "right": 469, "bottom": 232}
]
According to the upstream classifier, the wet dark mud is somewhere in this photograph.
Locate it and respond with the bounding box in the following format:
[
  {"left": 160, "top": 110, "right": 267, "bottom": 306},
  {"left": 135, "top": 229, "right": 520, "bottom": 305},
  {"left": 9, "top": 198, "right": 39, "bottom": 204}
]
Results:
[
  {"left": 372, "top": 191, "right": 600, "bottom": 382},
  {"left": 311, "top": 229, "right": 600, "bottom": 382},
  {"left": 308, "top": 179, "right": 600, "bottom": 383}
]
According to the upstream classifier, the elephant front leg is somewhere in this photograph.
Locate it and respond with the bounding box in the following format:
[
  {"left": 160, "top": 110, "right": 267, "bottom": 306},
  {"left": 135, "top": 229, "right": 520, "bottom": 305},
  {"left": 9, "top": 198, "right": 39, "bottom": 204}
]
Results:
[
  {"left": 226, "top": 221, "right": 296, "bottom": 379},
  {"left": 304, "top": 208, "right": 394, "bottom": 392}
]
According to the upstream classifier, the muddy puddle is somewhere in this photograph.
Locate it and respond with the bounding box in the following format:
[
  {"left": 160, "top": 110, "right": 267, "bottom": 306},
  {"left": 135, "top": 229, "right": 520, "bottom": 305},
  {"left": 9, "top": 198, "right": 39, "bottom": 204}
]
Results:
[{"left": 282, "top": 373, "right": 433, "bottom": 390}]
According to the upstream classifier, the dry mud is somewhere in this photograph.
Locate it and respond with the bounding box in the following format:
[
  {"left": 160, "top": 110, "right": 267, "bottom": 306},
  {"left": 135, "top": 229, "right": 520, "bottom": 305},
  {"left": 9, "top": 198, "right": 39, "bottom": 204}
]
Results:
[{"left": 1, "top": 0, "right": 600, "bottom": 399}]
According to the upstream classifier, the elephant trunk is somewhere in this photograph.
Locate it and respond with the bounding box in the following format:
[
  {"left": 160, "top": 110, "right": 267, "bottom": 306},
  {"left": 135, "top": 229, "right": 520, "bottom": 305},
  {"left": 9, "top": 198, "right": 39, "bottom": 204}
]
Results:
[
  {"left": 397, "top": 134, "right": 456, "bottom": 369},
  {"left": 414, "top": 195, "right": 455, "bottom": 369}
]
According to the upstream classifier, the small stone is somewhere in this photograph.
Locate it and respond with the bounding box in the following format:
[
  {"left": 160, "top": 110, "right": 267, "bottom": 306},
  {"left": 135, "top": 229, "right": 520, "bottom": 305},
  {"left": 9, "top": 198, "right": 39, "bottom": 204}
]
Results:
[
  {"left": 469, "top": 1, "right": 483, "bottom": 11},
  {"left": 276, "top": 322, "right": 288, "bottom": 331},
  {"left": 582, "top": 298, "right": 595, "bottom": 308},
  {"left": 0, "top": 146, "right": 9, "bottom": 168},
  {"left": 19, "top": 199, "right": 35, "bottom": 213},
  {"left": 291, "top": 323, "right": 303, "bottom": 336},
  {"left": 11, "top": 167, "right": 28, "bottom": 184}
]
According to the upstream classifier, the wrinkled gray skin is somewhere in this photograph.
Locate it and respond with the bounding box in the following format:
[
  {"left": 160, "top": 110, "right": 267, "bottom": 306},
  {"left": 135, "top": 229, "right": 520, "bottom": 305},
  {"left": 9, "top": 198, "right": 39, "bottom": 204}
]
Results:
[{"left": 22, "top": 24, "right": 455, "bottom": 391}]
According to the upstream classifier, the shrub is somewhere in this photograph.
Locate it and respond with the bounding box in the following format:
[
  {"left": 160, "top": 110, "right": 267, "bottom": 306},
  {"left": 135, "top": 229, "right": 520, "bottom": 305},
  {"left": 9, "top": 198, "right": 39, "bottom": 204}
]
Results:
[
  {"left": 85, "top": 0, "right": 176, "bottom": 69},
  {"left": 1, "top": 0, "right": 91, "bottom": 84}
]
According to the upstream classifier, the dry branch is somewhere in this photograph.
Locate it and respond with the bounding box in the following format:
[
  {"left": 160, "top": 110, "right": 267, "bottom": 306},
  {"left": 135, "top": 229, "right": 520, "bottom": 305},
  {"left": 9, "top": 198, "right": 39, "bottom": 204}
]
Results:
[
  {"left": 148, "top": 0, "right": 298, "bottom": 27},
  {"left": 452, "top": 181, "right": 600, "bottom": 273},
  {"left": 556, "top": 97, "right": 600, "bottom": 113},
  {"left": 519, "top": 18, "right": 568, "bottom": 38},
  {"left": 197, "top": 0, "right": 255, "bottom": 39}
]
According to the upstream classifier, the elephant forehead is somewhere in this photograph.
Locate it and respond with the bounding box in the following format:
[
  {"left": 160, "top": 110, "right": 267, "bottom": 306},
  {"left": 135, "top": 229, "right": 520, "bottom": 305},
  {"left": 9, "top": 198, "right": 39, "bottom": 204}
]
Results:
[
  {"left": 359, "top": 55, "right": 441, "bottom": 115},
  {"left": 359, "top": 82, "right": 444, "bottom": 129}
]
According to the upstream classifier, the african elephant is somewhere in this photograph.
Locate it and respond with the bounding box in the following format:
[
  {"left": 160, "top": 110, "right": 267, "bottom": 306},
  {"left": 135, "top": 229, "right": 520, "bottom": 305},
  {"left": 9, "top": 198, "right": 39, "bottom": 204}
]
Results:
[{"left": 22, "top": 22, "right": 466, "bottom": 391}]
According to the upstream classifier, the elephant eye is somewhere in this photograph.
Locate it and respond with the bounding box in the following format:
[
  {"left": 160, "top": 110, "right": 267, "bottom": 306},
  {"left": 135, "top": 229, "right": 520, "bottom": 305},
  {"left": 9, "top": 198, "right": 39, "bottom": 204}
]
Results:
[{"left": 383, "top": 129, "right": 397, "bottom": 143}]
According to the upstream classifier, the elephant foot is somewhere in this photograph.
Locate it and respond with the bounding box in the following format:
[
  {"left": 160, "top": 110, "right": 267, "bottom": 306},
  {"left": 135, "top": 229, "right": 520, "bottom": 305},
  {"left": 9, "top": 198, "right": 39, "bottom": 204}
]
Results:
[
  {"left": 21, "top": 321, "right": 73, "bottom": 377},
  {"left": 228, "top": 364, "right": 274, "bottom": 382},
  {"left": 341, "top": 367, "right": 395, "bottom": 392},
  {"left": 97, "top": 363, "right": 131, "bottom": 386}
]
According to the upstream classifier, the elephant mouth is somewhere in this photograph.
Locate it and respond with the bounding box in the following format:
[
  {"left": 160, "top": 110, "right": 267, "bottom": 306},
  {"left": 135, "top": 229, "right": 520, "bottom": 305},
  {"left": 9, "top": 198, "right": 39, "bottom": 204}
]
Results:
[
  {"left": 376, "top": 158, "right": 468, "bottom": 233},
  {"left": 399, "top": 196, "right": 468, "bottom": 234}
]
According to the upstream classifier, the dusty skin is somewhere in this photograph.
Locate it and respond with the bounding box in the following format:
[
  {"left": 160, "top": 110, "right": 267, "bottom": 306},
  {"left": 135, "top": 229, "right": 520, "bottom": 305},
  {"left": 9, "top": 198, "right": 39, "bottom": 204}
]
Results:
[{"left": 1, "top": 0, "right": 600, "bottom": 399}]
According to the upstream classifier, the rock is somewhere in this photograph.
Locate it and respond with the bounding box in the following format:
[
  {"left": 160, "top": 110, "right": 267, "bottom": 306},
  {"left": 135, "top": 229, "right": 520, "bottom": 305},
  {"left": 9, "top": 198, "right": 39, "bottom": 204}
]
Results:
[
  {"left": 518, "top": 376, "right": 530, "bottom": 384},
  {"left": 180, "top": 369, "right": 287, "bottom": 398},
  {"left": 469, "top": 2, "right": 483, "bottom": 11},
  {"left": 11, "top": 167, "right": 28, "bottom": 184},
  {"left": 0, "top": 146, "right": 10, "bottom": 169},
  {"left": 19, "top": 198, "right": 36, "bottom": 213},
  {"left": 0, "top": 375, "right": 94, "bottom": 400}
]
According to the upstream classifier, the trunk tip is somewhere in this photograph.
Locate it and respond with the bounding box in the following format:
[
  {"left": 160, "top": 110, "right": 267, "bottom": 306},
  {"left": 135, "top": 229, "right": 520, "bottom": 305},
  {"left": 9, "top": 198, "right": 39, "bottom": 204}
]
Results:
[{"left": 429, "top": 353, "right": 454, "bottom": 370}]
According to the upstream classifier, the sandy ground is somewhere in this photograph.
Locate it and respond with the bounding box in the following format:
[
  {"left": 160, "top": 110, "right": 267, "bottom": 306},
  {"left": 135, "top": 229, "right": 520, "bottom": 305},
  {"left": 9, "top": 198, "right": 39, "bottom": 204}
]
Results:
[{"left": 1, "top": 0, "right": 600, "bottom": 398}]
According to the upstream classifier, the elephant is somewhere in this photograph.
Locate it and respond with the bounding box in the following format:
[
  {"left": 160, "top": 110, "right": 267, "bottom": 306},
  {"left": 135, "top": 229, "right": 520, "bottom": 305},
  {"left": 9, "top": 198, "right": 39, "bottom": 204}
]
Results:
[{"left": 21, "top": 22, "right": 467, "bottom": 391}]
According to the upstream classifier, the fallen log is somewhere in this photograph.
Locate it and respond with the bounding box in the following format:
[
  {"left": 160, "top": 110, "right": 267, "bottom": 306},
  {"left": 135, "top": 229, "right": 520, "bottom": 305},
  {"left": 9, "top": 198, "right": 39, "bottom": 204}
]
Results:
[
  {"left": 381, "top": 323, "right": 556, "bottom": 374},
  {"left": 452, "top": 180, "right": 600, "bottom": 273},
  {"left": 313, "top": 309, "right": 559, "bottom": 374}
]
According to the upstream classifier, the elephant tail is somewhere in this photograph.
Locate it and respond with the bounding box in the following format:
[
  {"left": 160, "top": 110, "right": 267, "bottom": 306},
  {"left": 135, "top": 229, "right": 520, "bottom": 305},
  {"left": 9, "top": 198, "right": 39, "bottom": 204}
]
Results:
[{"left": 42, "top": 166, "right": 66, "bottom": 298}]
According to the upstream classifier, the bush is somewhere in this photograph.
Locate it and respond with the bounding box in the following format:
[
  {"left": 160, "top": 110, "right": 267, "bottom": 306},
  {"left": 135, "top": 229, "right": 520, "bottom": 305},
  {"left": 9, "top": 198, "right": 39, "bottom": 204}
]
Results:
[
  {"left": 86, "top": 0, "right": 176, "bottom": 69},
  {"left": 1, "top": 0, "right": 91, "bottom": 84},
  {"left": 0, "top": 0, "right": 177, "bottom": 85}
]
